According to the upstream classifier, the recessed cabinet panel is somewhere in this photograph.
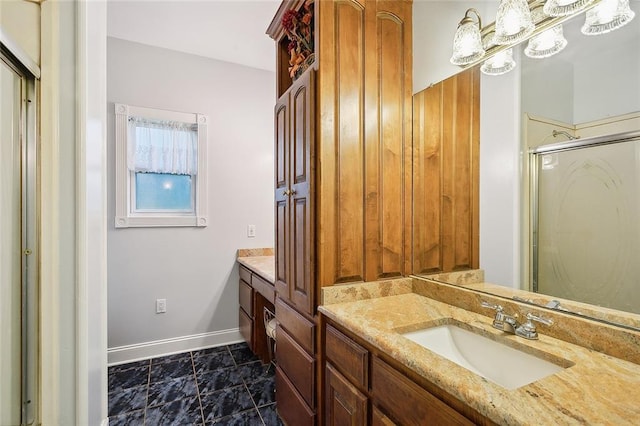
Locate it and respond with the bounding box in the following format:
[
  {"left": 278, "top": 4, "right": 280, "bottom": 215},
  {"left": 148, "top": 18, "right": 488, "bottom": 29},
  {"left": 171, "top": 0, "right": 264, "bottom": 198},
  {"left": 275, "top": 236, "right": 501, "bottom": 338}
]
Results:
[
  {"left": 325, "top": 363, "right": 367, "bottom": 426},
  {"left": 275, "top": 68, "right": 315, "bottom": 315},
  {"left": 412, "top": 67, "right": 480, "bottom": 274}
]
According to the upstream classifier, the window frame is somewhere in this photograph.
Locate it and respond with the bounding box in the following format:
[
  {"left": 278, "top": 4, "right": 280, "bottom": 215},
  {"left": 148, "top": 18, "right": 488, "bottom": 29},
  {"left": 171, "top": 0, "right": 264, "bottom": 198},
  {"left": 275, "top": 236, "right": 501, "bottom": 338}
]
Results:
[{"left": 114, "top": 103, "right": 208, "bottom": 228}]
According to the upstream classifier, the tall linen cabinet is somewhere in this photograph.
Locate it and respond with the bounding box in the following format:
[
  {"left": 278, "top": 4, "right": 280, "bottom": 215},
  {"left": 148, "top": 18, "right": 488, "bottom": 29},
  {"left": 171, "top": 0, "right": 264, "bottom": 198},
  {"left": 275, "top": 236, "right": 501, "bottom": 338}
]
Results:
[{"left": 268, "top": 0, "right": 412, "bottom": 424}]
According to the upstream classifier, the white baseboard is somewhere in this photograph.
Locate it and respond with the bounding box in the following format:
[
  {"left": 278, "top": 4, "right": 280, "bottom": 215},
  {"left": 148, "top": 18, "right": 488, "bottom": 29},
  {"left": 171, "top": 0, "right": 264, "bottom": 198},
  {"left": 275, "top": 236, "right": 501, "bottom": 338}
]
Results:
[
  {"left": 107, "top": 328, "right": 243, "bottom": 365},
  {"left": 102, "top": 418, "right": 109, "bottom": 426}
]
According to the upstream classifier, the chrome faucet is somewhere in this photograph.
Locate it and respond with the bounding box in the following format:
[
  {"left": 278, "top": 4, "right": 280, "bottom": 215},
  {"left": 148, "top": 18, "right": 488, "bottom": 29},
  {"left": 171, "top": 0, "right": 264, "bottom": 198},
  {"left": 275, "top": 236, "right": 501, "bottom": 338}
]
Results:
[
  {"left": 481, "top": 301, "right": 553, "bottom": 340},
  {"left": 481, "top": 302, "right": 518, "bottom": 333},
  {"left": 515, "top": 312, "right": 554, "bottom": 340}
]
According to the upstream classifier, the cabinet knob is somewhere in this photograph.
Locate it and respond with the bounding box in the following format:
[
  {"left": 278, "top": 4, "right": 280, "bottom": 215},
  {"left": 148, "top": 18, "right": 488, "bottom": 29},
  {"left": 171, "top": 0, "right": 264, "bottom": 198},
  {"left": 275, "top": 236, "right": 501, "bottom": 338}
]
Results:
[
  {"left": 283, "top": 189, "right": 291, "bottom": 196},
  {"left": 290, "top": 188, "right": 297, "bottom": 196}
]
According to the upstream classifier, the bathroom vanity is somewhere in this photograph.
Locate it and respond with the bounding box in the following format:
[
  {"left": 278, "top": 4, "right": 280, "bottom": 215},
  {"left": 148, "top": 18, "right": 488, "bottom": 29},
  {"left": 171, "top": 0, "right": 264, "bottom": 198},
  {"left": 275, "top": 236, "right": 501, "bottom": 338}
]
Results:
[{"left": 319, "top": 278, "right": 640, "bottom": 425}]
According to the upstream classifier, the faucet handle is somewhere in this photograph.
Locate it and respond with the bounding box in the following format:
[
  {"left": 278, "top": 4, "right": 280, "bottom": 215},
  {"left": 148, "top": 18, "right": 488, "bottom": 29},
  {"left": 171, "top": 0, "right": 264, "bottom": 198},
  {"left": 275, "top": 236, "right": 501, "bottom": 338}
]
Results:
[
  {"left": 516, "top": 312, "right": 553, "bottom": 339},
  {"left": 526, "top": 312, "right": 553, "bottom": 326},
  {"left": 480, "top": 301, "right": 503, "bottom": 312}
]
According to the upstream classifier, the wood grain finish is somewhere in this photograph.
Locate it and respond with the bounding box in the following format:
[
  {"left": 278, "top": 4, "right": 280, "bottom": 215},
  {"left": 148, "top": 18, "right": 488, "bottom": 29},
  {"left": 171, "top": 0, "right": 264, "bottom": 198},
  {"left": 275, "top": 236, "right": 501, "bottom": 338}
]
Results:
[
  {"left": 412, "top": 66, "right": 480, "bottom": 275},
  {"left": 276, "top": 297, "right": 316, "bottom": 354},
  {"left": 325, "top": 363, "right": 368, "bottom": 426},
  {"left": 325, "top": 324, "right": 368, "bottom": 390},
  {"left": 274, "top": 69, "right": 316, "bottom": 316},
  {"left": 317, "top": 0, "right": 412, "bottom": 287},
  {"left": 371, "top": 406, "right": 397, "bottom": 426},
  {"left": 239, "top": 279, "right": 253, "bottom": 315},
  {"left": 252, "top": 273, "right": 275, "bottom": 305},
  {"left": 276, "top": 366, "right": 316, "bottom": 426},
  {"left": 371, "top": 355, "right": 474, "bottom": 426},
  {"left": 239, "top": 309, "right": 253, "bottom": 351},
  {"left": 278, "top": 327, "right": 316, "bottom": 408}
]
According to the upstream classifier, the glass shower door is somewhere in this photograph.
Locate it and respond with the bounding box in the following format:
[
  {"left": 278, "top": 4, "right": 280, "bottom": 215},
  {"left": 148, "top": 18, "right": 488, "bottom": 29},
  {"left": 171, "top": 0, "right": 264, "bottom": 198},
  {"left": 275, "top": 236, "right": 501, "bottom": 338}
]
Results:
[
  {"left": 1, "top": 52, "right": 37, "bottom": 426},
  {"left": 0, "top": 55, "right": 24, "bottom": 426}
]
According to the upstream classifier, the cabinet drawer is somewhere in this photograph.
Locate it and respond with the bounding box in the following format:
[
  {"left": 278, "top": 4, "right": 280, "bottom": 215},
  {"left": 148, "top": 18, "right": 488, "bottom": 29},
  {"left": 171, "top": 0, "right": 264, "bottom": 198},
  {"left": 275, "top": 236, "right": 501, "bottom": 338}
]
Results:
[
  {"left": 239, "top": 279, "right": 253, "bottom": 315},
  {"left": 325, "top": 363, "right": 367, "bottom": 426},
  {"left": 239, "top": 308, "right": 253, "bottom": 350},
  {"left": 277, "top": 327, "right": 316, "bottom": 408},
  {"left": 276, "top": 366, "right": 315, "bottom": 426},
  {"left": 276, "top": 297, "right": 315, "bottom": 353},
  {"left": 371, "top": 356, "right": 473, "bottom": 426},
  {"left": 372, "top": 406, "right": 397, "bottom": 426},
  {"left": 239, "top": 265, "right": 252, "bottom": 283},
  {"left": 325, "top": 324, "right": 368, "bottom": 390},
  {"left": 252, "top": 273, "right": 275, "bottom": 305}
]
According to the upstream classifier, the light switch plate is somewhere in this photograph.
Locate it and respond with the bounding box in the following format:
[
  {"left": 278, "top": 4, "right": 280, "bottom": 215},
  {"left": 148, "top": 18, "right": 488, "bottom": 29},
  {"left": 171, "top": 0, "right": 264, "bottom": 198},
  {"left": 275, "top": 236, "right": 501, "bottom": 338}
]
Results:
[{"left": 247, "top": 224, "right": 256, "bottom": 238}]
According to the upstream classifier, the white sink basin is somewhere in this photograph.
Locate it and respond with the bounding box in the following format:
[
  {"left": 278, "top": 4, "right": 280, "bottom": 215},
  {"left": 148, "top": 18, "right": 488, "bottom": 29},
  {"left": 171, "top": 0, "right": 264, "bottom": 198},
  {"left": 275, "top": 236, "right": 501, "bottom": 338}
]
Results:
[{"left": 402, "top": 324, "right": 568, "bottom": 389}]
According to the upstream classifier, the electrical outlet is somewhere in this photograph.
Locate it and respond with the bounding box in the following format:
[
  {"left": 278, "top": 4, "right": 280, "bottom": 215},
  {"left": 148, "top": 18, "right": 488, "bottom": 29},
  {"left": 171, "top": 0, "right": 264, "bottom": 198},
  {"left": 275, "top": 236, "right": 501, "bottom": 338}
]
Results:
[
  {"left": 156, "top": 298, "right": 167, "bottom": 314},
  {"left": 247, "top": 224, "right": 256, "bottom": 238}
]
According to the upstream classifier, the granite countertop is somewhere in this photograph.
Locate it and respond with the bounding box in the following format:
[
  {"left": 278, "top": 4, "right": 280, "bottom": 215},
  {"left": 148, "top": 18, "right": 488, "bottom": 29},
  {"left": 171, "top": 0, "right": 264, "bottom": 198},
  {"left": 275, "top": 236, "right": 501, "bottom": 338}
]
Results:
[
  {"left": 319, "top": 292, "right": 640, "bottom": 425},
  {"left": 236, "top": 248, "right": 275, "bottom": 283}
]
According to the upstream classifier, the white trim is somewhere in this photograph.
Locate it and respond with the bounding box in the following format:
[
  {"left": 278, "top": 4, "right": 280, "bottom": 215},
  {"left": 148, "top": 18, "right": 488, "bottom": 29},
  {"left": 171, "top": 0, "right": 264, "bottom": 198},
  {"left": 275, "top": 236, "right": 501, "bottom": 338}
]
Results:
[
  {"left": 0, "top": 28, "right": 41, "bottom": 78},
  {"left": 114, "top": 103, "right": 209, "bottom": 228},
  {"left": 107, "top": 329, "right": 244, "bottom": 365}
]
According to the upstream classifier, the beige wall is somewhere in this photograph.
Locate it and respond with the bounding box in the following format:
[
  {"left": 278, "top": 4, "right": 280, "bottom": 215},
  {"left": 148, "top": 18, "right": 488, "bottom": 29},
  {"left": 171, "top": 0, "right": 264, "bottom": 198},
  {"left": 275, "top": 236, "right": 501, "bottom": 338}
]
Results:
[{"left": 0, "top": 0, "right": 40, "bottom": 66}]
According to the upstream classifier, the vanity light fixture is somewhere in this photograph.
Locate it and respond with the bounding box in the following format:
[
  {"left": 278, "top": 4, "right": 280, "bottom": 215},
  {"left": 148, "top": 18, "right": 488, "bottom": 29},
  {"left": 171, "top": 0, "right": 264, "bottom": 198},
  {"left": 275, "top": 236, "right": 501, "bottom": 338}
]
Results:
[
  {"left": 494, "top": 0, "right": 536, "bottom": 44},
  {"left": 525, "top": 25, "right": 568, "bottom": 58},
  {"left": 481, "top": 48, "right": 517, "bottom": 75},
  {"left": 581, "top": 0, "right": 636, "bottom": 35},
  {"left": 525, "top": 6, "right": 568, "bottom": 58},
  {"left": 543, "top": 0, "right": 596, "bottom": 17},
  {"left": 450, "top": 8, "right": 486, "bottom": 66}
]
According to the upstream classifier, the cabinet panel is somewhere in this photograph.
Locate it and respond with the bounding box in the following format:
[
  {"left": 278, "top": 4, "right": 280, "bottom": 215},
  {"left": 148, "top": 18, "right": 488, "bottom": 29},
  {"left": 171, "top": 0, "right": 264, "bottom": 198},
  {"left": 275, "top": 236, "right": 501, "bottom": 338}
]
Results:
[
  {"left": 276, "top": 297, "right": 316, "bottom": 354},
  {"left": 372, "top": 406, "right": 397, "bottom": 426},
  {"left": 239, "top": 265, "right": 252, "bottom": 284},
  {"left": 412, "top": 67, "right": 480, "bottom": 275},
  {"left": 318, "top": 0, "right": 366, "bottom": 286},
  {"left": 275, "top": 95, "right": 289, "bottom": 297},
  {"left": 252, "top": 274, "right": 275, "bottom": 305},
  {"left": 364, "top": 0, "right": 412, "bottom": 281},
  {"left": 239, "top": 279, "right": 253, "bottom": 315},
  {"left": 276, "top": 366, "right": 316, "bottom": 426},
  {"left": 325, "top": 324, "right": 368, "bottom": 389},
  {"left": 239, "top": 309, "right": 253, "bottom": 350},
  {"left": 275, "top": 69, "right": 315, "bottom": 315},
  {"left": 277, "top": 327, "right": 316, "bottom": 408},
  {"left": 325, "top": 363, "right": 367, "bottom": 426},
  {"left": 290, "top": 73, "right": 315, "bottom": 315},
  {"left": 371, "top": 356, "right": 474, "bottom": 426}
]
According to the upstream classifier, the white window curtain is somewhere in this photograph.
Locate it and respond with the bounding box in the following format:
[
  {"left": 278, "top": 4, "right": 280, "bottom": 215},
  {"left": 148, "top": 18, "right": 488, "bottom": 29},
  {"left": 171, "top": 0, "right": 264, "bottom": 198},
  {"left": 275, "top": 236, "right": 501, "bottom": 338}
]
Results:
[{"left": 127, "top": 117, "right": 198, "bottom": 175}]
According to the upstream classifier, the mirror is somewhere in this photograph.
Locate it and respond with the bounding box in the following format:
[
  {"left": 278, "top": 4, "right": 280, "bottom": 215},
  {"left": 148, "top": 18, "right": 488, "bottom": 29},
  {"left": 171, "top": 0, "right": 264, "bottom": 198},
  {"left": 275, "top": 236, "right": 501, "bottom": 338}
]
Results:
[{"left": 412, "top": 1, "right": 640, "bottom": 330}]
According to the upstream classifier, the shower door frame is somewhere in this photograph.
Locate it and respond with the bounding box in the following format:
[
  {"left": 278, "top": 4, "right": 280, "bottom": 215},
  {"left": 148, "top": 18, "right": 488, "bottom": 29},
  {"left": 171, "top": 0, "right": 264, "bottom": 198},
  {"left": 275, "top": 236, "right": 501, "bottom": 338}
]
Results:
[
  {"left": 1, "top": 46, "right": 39, "bottom": 426},
  {"left": 529, "top": 129, "right": 640, "bottom": 294}
]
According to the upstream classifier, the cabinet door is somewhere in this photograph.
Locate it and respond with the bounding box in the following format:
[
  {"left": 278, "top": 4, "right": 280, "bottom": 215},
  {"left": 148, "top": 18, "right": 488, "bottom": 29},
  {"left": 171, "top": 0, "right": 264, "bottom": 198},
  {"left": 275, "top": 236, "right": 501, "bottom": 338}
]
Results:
[
  {"left": 274, "top": 92, "right": 289, "bottom": 299},
  {"left": 412, "top": 67, "right": 480, "bottom": 274},
  {"left": 274, "top": 69, "right": 316, "bottom": 316},
  {"left": 288, "top": 69, "right": 315, "bottom": 315},
  {"left": 325, "top": 363, "right": 367, "bottom": 426}
]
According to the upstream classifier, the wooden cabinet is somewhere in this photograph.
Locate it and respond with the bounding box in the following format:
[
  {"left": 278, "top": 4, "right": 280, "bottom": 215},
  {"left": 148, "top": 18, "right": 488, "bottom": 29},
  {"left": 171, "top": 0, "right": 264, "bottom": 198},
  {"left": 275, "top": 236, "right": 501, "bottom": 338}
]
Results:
[
  {"left": 325, "top": 363, "right": 368, "bottom": 426},
  {"left": 274, "top": 68, "right": 316, "bottom": 316},
  {"left": 322, "top": 318, "right": 491, "bottom": 426},
  {"left": 412, "top": 67, "right": 480, "bottom": 275},
  {"left": 268, "top": 1, "right": 413, "bottom": 423},
  {"left": 238, "top": 265, "right": 276, "bottom": 363}
]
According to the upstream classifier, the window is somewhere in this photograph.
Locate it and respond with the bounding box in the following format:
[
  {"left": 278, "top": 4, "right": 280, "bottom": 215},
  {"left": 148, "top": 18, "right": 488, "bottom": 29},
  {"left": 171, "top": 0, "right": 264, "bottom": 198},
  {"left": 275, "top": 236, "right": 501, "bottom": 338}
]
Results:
[{"left": 114, "top": 103, "right": 208, "bottom": 227}]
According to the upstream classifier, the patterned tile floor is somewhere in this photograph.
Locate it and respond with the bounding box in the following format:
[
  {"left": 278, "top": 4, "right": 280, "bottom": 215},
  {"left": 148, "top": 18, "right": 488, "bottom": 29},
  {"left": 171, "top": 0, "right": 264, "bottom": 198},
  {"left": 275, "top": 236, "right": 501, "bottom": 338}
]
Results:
[{"left": 108, "top": 342, "right": 283, "bottom": 425}]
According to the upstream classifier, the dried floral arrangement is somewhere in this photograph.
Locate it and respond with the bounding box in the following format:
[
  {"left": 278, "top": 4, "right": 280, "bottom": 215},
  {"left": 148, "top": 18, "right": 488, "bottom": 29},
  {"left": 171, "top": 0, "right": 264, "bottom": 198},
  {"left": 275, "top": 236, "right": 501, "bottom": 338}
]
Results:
[{"left": 282, "top": 0, "right": 314, "bottom": 80}]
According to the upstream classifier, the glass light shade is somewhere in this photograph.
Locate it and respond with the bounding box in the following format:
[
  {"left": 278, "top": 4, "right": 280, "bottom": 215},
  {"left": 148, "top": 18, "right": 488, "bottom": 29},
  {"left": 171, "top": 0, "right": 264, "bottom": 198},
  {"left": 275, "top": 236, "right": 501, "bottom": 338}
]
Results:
[
  {"left": 450, "top": 12, "right": 486, "bottom": 66},
  {"left": 524, "top": 25, "right": 568, "bottom": 58},
  {"left": 494, "top": 0, "right": 535, "bottom": 45},
  {"left": 581, "top": 0, "right": 636, "bottom": 35},
  {"left": 481, "top": 48, "right": 516, "bottom": 75},
  {"left": 543, "top": 0, "right": 596, "bottom": 17}
]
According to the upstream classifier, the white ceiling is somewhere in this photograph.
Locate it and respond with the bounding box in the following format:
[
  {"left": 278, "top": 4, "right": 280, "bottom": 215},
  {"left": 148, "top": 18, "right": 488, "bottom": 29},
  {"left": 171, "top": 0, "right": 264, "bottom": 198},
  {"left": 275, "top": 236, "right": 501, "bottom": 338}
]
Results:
[{"left": 107, "top": 0, "right": 282, "bottom": 72}]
